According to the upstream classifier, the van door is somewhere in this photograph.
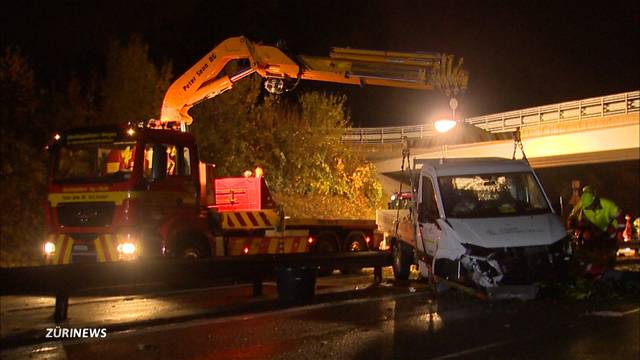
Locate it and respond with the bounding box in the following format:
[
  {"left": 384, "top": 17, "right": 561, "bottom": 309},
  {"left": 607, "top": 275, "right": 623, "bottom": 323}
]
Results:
[{"left": 418, "top": 175, "right": 442, "bottom": 262}]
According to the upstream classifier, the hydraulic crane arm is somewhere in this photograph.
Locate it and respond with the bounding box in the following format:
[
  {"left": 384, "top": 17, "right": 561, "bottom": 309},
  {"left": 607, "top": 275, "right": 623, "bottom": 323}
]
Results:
[{"left": 159, "top": 36, "right": 465, "bottom": 125}]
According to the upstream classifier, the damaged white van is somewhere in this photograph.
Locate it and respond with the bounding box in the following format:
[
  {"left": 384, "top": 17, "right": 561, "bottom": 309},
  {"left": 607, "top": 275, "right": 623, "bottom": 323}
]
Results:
[{"left": 391, "top": 158, "right": 571, "bottom": 290}]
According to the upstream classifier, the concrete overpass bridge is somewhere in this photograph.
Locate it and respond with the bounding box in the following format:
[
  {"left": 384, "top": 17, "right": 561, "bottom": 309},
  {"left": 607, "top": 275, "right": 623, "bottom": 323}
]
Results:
[{"left": 343, "top": 91, "right": 639, "bottom": 193}]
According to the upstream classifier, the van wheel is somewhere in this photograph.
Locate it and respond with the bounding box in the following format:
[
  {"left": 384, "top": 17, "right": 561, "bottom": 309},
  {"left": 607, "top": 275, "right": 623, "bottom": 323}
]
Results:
[
  {"left": 314, "top": 232, "right": 338, "bottom": 276},
  {"left": 392, "top": 240, "right": 412, "bottom": 281},
  {"left": 340, "top": 232, "right": 367, "bottom": 275}
]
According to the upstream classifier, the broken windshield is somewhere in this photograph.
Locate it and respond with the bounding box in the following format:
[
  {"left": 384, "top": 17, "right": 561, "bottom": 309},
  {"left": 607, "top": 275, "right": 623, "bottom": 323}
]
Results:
[{"left": 438, "top": 172, "right": 550, "bottom": 218}]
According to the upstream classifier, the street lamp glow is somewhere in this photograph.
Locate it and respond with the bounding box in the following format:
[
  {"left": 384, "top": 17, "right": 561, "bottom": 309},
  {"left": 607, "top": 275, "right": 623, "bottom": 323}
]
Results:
[{"left": 434, "top": 119, "right": 457, "bottom": 133}]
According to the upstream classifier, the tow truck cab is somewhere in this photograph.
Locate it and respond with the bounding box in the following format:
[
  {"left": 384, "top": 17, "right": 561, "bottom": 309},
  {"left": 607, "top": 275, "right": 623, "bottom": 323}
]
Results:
[
  {"left": 44, "top": 124, "right": 211, "bottom": 264},
  {"left": 408, "top": 158, "right": 570, "bottom": 287}
]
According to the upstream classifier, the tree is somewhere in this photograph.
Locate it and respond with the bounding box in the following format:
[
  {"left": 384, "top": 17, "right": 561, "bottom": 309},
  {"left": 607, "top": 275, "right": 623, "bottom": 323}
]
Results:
[
  {"left": 100, "top": 34, "right": 173, "bottom": 124},
  {"left": 0, "top": 48, "right": 47, "bottom": 266},
  {"left": 191, "top": 81, "right": 384, "bottom": 218},
  {"left": 49, "top": 72, "right": 101, "bottom": 130},
  {"left": 0, "top": 47, "right": 40, "bottom": 141},
  {"left": 190, "top": 73, "right": 264, "bottom": 176}
]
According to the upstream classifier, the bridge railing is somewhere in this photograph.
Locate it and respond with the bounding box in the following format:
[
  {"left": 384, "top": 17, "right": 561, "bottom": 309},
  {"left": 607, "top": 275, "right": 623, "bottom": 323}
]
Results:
[
  {"left": 341, "top": 124, "right": 438, "bottom": 144},
  {"left": 342, "top": 90, "right": 640, "bottom": 144}
]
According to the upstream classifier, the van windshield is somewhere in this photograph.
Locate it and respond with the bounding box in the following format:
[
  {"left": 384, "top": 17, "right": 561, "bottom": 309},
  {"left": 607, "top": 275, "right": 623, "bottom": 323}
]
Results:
[
  {"left": 53, "top": 142, "right": 136, "bottom": 184},
  {"left": 438, "top": 172, "right": 550, "bottom": 218}
]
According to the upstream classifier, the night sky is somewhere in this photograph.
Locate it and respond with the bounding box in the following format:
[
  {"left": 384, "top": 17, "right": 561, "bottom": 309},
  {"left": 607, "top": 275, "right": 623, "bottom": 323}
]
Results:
[{"left": 2, "top": 0, "right": 639, "bottom": 127}]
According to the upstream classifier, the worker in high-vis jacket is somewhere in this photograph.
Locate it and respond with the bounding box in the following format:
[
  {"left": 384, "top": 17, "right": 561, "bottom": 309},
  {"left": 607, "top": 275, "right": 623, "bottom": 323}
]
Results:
[
  {"left": 568, "top": 186, "right": 625, "bottom": 273},
  {"left": 576, "top": 187, "right": 625, "bottom": 237}
]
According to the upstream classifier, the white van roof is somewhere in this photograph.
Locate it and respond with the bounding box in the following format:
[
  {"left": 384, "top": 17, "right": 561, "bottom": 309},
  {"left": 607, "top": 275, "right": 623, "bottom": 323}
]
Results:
[{"left": 415, "top": 157, "right": 533, "bottom": 177}]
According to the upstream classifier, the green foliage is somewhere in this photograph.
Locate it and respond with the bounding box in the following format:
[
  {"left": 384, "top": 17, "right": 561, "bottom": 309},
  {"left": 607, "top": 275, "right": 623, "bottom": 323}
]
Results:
[
  {"left": 0, "top": 135, "right": 47, "bottom": 267},
  {"left": 191, "top": 84, "right": 384, "bottom": 216},
  {"left": 49, "top": 73, "right": 101, "bottom": 129},
  {"left": 190, "top": 74, "right": 264, "bottom": 176},
  {"left": 100, "top": 34, "right": 173, "bottom": 124},
  {"left": 0, "top": 49, "right": 47, "bottom": 267},
  {"left": 0, "top": 47, "right": 41, "bottom": 141}
]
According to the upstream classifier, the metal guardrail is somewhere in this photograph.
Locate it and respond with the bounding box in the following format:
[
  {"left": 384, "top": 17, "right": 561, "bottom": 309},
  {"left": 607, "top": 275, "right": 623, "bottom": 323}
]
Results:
[
  {"left": 342, "top": 90, "right": 640, "bottom": 144},
  {"left": 0, "top": 252, "right": 391, "bottom": 295},
  {"left": 0, "top": 252, "right": 392, "bottom": 322}
]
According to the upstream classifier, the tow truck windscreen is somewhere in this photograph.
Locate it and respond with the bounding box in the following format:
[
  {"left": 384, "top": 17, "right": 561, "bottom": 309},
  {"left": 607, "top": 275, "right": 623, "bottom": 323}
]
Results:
[
  {"left": 53, "top": 142, "right": 136, "bottom": 183},
  {"left": 438, "top": 172, "right": 550, "bottom": 218}
]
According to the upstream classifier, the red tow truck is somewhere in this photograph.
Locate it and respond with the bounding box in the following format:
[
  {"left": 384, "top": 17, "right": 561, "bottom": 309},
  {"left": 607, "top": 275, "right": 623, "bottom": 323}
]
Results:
[
  {"left": 44, "top": 124, "right": 380, "bottom": 267},
  {"left": 42, "top": 36, "right": 462, "bottom": 265}
]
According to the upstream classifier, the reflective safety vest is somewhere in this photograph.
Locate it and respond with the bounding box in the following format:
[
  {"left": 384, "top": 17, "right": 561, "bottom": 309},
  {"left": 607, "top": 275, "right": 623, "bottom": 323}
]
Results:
[{"left": 582, "top": 197, "right": 621, "bottom": 231}]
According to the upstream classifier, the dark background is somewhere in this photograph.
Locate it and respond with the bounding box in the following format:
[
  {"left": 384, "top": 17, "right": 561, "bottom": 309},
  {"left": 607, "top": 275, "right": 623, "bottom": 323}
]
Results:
[
  {"left": 1, "top": 0, "right": 638, "bottom": 218},
  {"left": 535, "top": 161, "right": 639, "bottom": 221},
  {"left": 2, "top": 0, "right": 639, "bottom": 127}
]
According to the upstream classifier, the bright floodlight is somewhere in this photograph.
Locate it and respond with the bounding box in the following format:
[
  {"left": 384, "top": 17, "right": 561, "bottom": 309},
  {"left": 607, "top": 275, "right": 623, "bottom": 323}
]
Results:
[{"left": 435, "top": 119, "right": 457, "bottom": 133}]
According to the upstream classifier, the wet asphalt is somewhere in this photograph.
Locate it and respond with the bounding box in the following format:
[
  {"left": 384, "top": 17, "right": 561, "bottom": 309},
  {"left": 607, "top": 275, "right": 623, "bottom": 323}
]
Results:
[{"left": 1, "top": 269, "right": 639, "bottom": 359}]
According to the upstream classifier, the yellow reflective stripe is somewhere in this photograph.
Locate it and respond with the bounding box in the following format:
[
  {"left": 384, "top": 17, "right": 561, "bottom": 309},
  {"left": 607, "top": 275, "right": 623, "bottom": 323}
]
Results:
[
  {"left": 223, "top": 236, "right": 312, "bottom": 255},
  {"left": 52, "top": 235, "right": 68, "bottom": 264},
  {"left": 62, "top": 238, "right": 74, "bottom": 264},
  {"left": 228, "top": 238, "right": 243, "bottom": 255},
  {"left": 282, "top": 238, "right": 290, "bottom": 253},
  {"left": 95, "top": 235, "right": 118, "bottom": 262},
  {"left": 105, "top": 234, "right": 118, "bottom": 261},
  {"left": 221, "top": 210, "right": 278, "bottom": 230},
  {"left": 279, "top": 237, "right": 308, "bottom": 254},
  {"left": 49, "top": 191, "right": 134, "bottom": 206},
  {"left": 267, "top": 238, "right": 279, "bottom": 254},
  {"left": 95, "top": 237, "right": 106, "bottom": 262},
  {"left": 50, "top": 190, "right": 195, "bottom": 207}
]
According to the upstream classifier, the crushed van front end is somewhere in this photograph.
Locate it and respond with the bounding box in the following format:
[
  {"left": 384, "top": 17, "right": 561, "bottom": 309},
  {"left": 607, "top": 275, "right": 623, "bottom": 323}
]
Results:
[{"left": 459, "top": 238, "right": 571, "bottom": 288}]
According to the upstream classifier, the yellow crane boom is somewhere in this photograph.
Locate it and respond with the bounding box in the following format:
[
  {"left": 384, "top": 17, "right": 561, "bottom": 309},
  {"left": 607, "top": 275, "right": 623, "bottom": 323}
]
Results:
[{"left": 159, "top": 36, "right": 466, "bottom": 126}]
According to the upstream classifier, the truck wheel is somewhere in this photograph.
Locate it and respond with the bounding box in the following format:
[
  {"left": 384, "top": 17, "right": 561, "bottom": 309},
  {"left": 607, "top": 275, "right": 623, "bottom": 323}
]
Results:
[
  {"left": 178, "top": 237, "right": 211, "bottom": 259},
  {"left": 314, "top": 232, "right": 338, "bottom": 276},
  {"left": 340, "top": 231, "right": 367, "bottom": 275},
  {"left": 392, "top": 239, "right": 412, "bottom": 281}
]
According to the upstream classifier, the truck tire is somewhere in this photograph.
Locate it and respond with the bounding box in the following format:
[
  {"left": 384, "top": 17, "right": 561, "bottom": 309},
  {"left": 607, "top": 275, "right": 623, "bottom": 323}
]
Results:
[
  {"left": 392, "top": 239, "right": 412, "bottom": 281},
  {"left": 340, "top": 231, "right": 368, "bottom": 275},
  {"left": 177, "top": 236, "right": 211, "bottom": 259},
  {"left": 313, "top": 232, "right": 338, "bottom": 276}
]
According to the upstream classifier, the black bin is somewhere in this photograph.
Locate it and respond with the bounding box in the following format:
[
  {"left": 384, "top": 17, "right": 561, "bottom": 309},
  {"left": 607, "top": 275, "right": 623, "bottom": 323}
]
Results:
[{"left": 275, "top": 266, "right": 317, "bottom": 304}]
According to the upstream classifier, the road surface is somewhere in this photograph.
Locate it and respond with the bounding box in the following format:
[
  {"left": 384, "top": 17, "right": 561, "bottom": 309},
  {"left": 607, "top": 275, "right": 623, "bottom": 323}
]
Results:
[{"left": 1, "top": 268, "right": 638, "bottom": 359}]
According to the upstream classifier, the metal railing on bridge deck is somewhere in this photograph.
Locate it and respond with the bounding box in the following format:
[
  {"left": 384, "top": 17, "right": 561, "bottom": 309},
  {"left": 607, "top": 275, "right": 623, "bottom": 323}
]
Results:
[{"left": 342, "top": 90, "right": 640, "bottom": 144}]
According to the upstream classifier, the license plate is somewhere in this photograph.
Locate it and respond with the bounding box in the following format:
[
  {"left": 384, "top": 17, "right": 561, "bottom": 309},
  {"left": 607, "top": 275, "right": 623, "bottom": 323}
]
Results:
[{"left": 73, "top": 245, "right": 89, "bottom": 252}]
